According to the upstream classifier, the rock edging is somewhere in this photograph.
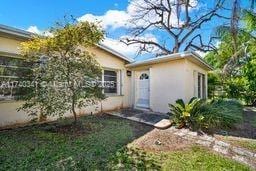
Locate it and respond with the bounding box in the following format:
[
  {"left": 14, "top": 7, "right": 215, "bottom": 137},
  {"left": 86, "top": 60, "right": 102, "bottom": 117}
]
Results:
[{"left": 170, "top": 127, "right": 256, "bottom": 168}]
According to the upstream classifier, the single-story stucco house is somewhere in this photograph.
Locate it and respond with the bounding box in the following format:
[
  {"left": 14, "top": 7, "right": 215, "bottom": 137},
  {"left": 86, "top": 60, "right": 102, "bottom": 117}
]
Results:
[{"left": 0, "top": 24, "right": 212, "bottom": 127}]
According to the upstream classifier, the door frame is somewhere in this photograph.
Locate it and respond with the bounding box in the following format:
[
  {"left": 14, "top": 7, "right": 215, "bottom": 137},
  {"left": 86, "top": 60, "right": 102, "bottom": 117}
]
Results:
[{"left": 135, "top": 70, "right": 150, "bottom": 109}]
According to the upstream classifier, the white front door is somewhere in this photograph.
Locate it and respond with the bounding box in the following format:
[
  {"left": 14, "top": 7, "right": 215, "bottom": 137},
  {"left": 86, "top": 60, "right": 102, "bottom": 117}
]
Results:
[{"left": 136, "top": 71, "right": 150, "bottom": 108}]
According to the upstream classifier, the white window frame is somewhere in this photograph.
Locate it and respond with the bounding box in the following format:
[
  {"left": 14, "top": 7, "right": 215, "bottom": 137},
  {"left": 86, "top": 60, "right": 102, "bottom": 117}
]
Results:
[{"left": 194, "top": 71, "right": 207, "bottom": 99}]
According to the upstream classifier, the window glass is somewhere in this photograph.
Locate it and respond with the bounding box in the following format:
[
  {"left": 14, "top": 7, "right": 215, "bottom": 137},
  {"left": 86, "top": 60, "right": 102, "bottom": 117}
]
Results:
[
  {"left": 0, "top": 56, "right": 32, "bottom": 100},
  {"left": 139, "top": 73, "right": 149, "bottom": 80},
  {"left": 103, "top": 70, "right": 117, "bottom": 94},
  {"left": 197, "top": 72, "right": 206, "bottom": 99},
  {"left": 202, "top": 74, "right": 206, "bottom": 98},
  {"left": 198, "top": 74, "right": 201, "bottom": 98}
]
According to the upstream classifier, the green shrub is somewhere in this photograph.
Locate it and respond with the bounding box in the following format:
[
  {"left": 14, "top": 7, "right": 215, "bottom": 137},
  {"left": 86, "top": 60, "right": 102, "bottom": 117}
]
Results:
[
  {"left": 204, "top": 99, "right": 243, "bottom": 129},
  {"left": 168, "top": 97, "right": 207, "bottom": 130},
  {"left": 169, "top": 98, "right": 243, "bottom": 131}
]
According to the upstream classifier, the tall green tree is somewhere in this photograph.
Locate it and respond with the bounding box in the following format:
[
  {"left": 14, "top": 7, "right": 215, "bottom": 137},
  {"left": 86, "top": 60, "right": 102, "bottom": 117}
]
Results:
[
  {"left": 205, "top": 10, "right": 256, "bottom": 104},
  {"left": 19, "top": 21, "right": 105, "bottom": 123}
]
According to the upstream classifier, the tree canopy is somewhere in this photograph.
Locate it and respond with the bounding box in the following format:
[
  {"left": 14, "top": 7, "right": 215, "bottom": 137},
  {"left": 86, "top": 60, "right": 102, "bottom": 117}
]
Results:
[
  {"left": 205, "top": 9, "right": 256, "bottom": 105},
  {"left": 19, "top": 21, "right": 105, "bottom": 122}
]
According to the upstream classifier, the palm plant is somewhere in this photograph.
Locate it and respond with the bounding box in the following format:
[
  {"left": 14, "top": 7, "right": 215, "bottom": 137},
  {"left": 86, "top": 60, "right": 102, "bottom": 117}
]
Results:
[{"left": 169, "top": 97, "right": 205, "bottom": 129}]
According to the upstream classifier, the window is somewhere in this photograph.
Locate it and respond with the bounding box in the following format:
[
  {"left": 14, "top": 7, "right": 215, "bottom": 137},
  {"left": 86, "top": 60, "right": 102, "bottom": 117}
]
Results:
[
  {"left": 0, "top": 56, "right": 32, "bottom": 100},
  {"left": 103, "top": 70, "right": 117, "bottom": 94},
  {"left": 198, "top": 74, "right": 201, "bottom": 98},
  {"left": 202, "top": 74, "right": 206, "bottom": 98},
  {"left": 139, "top": 73, "right": 149, "bottom": 80},
  {"left": 197, "top": 72, "right": 206, "bottom": 99}
]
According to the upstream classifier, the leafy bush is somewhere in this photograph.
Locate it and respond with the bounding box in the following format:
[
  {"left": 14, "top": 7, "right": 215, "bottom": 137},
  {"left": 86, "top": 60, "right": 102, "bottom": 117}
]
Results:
[
  {"left": 208, "top": 71, "right": 222, "bottom": 99},
  {"left": 203, "top": 99, "right": 243, "bottom": 129},
  {"left": 169, "top": 98, "right": 243, "bottom": 131}
]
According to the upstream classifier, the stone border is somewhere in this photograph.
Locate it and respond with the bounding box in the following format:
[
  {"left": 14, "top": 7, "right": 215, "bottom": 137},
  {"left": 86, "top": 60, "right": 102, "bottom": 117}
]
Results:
[{"left": 171, "top": 128, "right": 256, "bottom": 168}]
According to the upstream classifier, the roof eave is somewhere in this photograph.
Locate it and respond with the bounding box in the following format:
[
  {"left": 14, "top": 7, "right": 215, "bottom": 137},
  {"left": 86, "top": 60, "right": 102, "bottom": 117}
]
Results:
[
  {"left": 189, "top": 51, "right": 213, "bottom": 71},
  {"left": 126, "top": 51, "right": 213, "bottom": 71},
  {"left": 96, "top": 44, "right": 133, "bottom": 63},
  {"left": 0, "top": 24, "right": 33, "bottom": 40}
]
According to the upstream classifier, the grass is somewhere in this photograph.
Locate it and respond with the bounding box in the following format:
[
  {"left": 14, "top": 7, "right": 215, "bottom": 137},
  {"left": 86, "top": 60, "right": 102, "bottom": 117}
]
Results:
[
  {"left": 109, "top": 146, "right": 252, "bottom": 171},
  {"left": 0, "top": 115, "right": 252, "bottom": 170},
  {"left": 220, "top": 137, "right": 256, "bottom": 153},
  {"left": 163, "top": 146, "right": 251, "bottom": 171},
  {"left": 0, "top": 115, "right": 148, "bottom": 170}
]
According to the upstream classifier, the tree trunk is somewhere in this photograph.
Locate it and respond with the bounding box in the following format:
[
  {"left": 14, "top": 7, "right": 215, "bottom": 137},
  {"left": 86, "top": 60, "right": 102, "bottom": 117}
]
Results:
[{"left": 72, "top": 97, "right": 77, "bottom": 124}]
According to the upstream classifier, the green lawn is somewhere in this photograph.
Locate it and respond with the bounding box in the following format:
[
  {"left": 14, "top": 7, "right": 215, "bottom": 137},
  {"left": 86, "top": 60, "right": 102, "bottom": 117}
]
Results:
[
  {"left": 0, "top": 115, "right": 252, "bottom": 170},
  {"left": 110, "top": 146, "right": 252, "bottom": 171},
  {"left": 219, "top": 136, "right": 256, "bottom": 153}
]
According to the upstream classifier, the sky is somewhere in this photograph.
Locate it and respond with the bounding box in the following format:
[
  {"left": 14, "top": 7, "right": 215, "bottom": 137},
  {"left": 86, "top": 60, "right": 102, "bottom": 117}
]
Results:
[
  {"left": 0, "top": 0, "right": 250, "bottom": 61},
  {"left": 0, "top": 0, "right": 137, "bottom": 57}
]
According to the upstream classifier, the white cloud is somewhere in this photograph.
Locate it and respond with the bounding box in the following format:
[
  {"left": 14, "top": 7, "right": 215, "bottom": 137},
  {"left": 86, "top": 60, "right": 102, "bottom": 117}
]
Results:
[
  {"left": 26, "top": 26, "right": 159, "bottom": 58},
  {"left": 78, "top": 0, "right": 200, "bottom": 30},
  {"left": 102, "top": 37, "right": 138, "bottom": 57},
  {"left": 27, "top": 26, "right": 53, "bottom": 37},
  {"left": 27, "top": 26, "right": 41, "bottom": 34},
  {"left": 78, "top": 10, "right": 131, "bottom": 29},
  {"left": 195, "top": 50, "right": 207, "bottom": 58},
  {"left": 120, "top": 33, "right": 158, "bottom": 45},
  {"left": 102, "top": 34, "right": 159, "bottom": 58}
]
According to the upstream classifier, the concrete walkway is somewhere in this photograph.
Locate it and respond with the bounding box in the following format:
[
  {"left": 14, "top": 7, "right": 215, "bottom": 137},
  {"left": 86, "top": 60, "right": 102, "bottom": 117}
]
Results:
[{"left": 106, "top": 108, "right": 172, "bottom": 129}]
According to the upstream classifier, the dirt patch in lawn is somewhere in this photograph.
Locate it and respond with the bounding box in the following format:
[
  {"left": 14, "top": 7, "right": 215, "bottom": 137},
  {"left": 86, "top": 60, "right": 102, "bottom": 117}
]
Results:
[{"left": 130, "top": 128, "right": 192, "bottom": 152}]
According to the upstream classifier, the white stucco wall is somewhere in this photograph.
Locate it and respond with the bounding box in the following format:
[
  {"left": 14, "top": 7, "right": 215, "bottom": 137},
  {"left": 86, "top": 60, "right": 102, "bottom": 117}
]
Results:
[
  {"left": 149, "top": 59, "right": 187, "bottom": 113},
  {"left": 131, "top": 59, "right": 187, "bottom": 113},
  {"left": 131, "top": 57, "right": 209, "bottom": 114},
  {"left": 0, "top": 38, "right": 131, "bottom": 127},
  {"left": 184, "top": 59, "right": 208, "bottom": 102}
]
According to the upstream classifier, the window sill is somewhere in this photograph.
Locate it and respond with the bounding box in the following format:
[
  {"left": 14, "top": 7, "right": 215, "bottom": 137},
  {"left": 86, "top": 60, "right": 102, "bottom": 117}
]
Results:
[
  {"left": 0, "top": 99, "right": 21, "bottom": 103},
  {"left": 105, "top": 93, "right": 124, "bottom": 97}
]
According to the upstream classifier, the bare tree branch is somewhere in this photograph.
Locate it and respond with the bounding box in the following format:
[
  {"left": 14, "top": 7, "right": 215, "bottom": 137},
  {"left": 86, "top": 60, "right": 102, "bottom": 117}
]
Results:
[
  {"left": 121, "top": 37, "right": 171, "bottom": 55},
  {"left": 122, "top": 0, "right": 228, "bottom": 56}
]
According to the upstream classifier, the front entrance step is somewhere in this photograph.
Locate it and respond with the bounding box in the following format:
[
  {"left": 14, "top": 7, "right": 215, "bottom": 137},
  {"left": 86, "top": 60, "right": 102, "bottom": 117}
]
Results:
[{"left": 106, "top": 111, "right": 172, "bottom": 129}]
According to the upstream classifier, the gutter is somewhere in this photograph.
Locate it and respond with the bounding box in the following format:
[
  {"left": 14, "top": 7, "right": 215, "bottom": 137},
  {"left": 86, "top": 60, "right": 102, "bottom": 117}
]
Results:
[
  {"left": 0, "top": 24, "right": 33, "bottom": 40},
  {"left": 126, "top": 51, "right": 213, "bottom": 71}
]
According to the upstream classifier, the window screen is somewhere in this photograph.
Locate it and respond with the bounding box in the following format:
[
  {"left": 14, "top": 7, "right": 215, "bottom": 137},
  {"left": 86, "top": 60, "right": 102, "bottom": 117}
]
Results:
[
  {"left": 103, "top": 70, "right": 117, "bottom": 93},
  {"left": 0, "top": 56, "right": 32, "bottom": 100}
]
